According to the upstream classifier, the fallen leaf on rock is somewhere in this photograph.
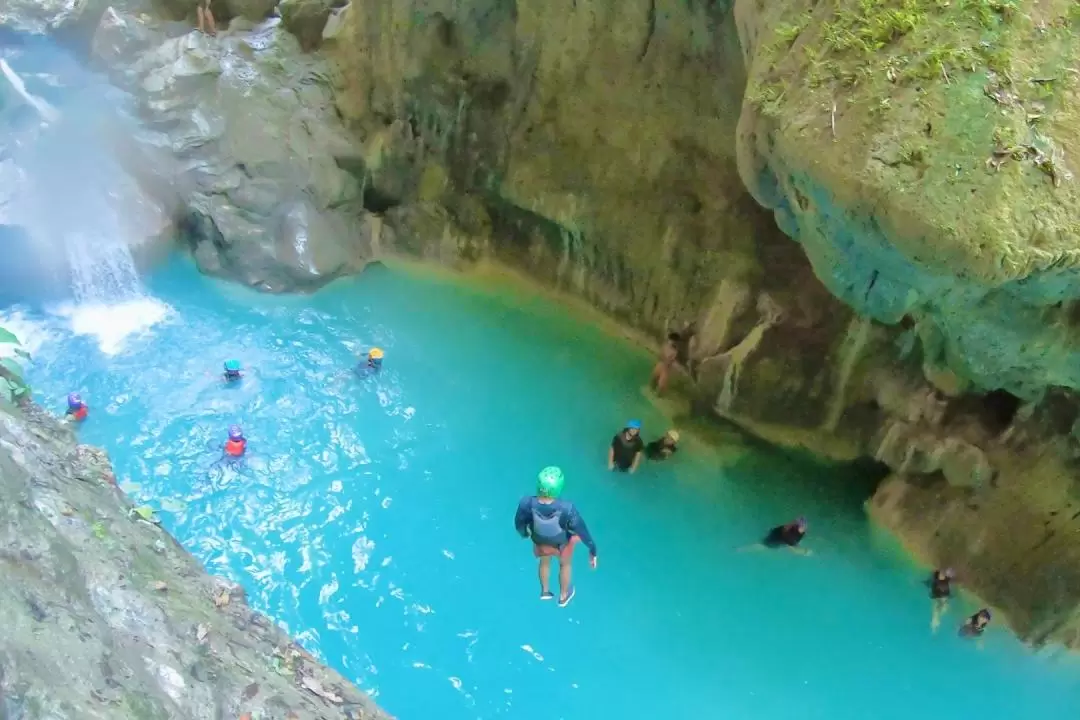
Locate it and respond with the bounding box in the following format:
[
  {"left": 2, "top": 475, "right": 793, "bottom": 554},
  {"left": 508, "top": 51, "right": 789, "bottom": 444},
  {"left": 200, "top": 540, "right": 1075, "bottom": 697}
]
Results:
[
  {"left": 214, "top": 590, "right": 231, "bottom": 608},
  {"left": 196, "top": 623, "right": 209, "bottom": 643},
  {"left": 60, "top": 505, "right": 74, "bottom": 516},
  {"left": 151, "top": 581, "right": 168, "bottom": 592},
  {"left": 286, "top": 713, "right": 299, "bottom": 720},
  {"left": 243, "top": 682, "right": 259, "bottom": 699},
  {"left": 300, "top": 674, "right": 343, "bottom": 704},
  {"left": 239, "top": 715, "right": 252, "bottom": 720}
]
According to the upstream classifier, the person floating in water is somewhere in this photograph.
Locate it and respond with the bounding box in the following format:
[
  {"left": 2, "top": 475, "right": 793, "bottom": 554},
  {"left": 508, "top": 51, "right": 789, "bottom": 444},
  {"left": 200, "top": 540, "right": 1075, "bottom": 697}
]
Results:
[
  {"left": 608, "top": 420, "right": 644, "bottom": 473},
  {"left": 65, "top": 392, "right": 88, "bottom": 422},
  {"left": 223, "top": 359, "right": 243, "bottom": 382},
  {"left": 515, "top": 466, "right": 598, "bottom": 607},
  {"left": 960, "top": 608, "right": 991, "bottom": 642},
  {"left": 928, "top": 567, "right": 954, "bottom": 632},
  {"left": 741, "top": 516, "right": 811, "bottom": 555},
  {"left": 224, "top": 425, "right": 247, "bottom": 457},
  {"left": 645, "top": 429, "right": 680, "bottom": 461},
  {"left": 357, "top": 347, "right": 384, "bottom": 376}
]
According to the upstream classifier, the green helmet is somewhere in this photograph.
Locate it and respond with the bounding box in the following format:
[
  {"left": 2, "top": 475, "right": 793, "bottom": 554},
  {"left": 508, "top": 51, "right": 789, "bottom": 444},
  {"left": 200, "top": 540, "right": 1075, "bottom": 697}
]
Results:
[{"left": 537, "top": 466, "right": 565, "bottom": 498}]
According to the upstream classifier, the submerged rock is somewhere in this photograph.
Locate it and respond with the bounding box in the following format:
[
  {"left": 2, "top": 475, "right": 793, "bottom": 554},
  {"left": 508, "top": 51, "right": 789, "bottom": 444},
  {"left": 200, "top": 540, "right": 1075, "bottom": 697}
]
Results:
[{"left": 0, "top": 403, "right": 389, "bottom": 719}]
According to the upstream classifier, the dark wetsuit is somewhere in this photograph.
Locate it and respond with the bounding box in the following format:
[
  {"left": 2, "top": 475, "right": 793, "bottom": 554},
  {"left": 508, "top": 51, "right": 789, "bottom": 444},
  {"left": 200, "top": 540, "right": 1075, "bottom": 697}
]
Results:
[
  {"left": 611, "top": 433, "right": 644, "bottom": 471},
  {"left": 961, "top": 616, "right": 988, "bottom": 637},
  {"left": 224, "top": 370, "right": 241, "bottom": 382},
  {"left": 645, "top": 439, "right": 677, "bottom": 461},
  {"left": 930, "top": 573, "right": 951, "bottom": 600},
  {"left": 764, "top": 524, "right": 805, "bottom": 548}
]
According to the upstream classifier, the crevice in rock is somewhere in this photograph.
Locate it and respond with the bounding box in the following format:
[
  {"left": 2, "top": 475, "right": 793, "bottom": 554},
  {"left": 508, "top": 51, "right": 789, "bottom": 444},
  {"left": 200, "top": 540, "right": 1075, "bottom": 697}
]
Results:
[
  {"left": 638, "top": 0, "right": 657, "bottom": 62},
  {"left": 361, "top": 184, "right": 401, "bottom": 214}
]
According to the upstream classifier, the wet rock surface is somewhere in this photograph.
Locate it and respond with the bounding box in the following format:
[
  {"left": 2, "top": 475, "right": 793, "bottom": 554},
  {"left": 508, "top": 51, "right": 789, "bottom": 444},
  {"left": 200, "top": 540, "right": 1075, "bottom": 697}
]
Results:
[
  {"left": 2, "top": 0, "right": 375, "bottom": 293},
  {"left": 0, "top": 402, "right": 390, "bottom": 719}
]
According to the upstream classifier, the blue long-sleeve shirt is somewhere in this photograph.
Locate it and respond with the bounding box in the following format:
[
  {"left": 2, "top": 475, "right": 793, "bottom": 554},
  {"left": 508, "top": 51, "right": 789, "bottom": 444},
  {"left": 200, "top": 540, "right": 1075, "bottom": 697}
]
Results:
[{"left": 514, "top": 496, "right": 597, "bottom": 556}]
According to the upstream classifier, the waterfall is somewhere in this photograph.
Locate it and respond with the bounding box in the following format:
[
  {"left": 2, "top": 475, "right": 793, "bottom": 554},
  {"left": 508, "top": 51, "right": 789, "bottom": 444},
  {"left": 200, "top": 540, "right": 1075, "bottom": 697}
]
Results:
[{"left": 0, "top": 49, "right": 169, "bottom": 353}]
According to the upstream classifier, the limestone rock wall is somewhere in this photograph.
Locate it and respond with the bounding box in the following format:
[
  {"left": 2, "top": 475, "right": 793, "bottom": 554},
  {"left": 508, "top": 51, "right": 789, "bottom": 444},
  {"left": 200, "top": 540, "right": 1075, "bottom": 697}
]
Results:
[{"left": 0, "top": 402, "right": 390, "bottom": 719}]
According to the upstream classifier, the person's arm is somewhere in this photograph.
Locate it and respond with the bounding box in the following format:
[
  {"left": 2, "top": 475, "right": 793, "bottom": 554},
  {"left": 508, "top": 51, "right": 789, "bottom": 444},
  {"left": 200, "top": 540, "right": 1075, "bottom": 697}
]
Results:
[
  {"left": 566, "top": 505, "right": 598, "bottom": 564},
  {"left": 607, "top": 444, "right": 615, "bottom": 470},
  {"left": 514, "top": 498, "right": 532, "bottom": 538}
]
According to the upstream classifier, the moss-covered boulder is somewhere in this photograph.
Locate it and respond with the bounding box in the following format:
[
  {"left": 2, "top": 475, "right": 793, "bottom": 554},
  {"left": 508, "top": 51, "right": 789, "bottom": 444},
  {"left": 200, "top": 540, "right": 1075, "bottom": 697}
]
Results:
[{"left": 737, "top": 0, "right": 1080, "bottom": 399}]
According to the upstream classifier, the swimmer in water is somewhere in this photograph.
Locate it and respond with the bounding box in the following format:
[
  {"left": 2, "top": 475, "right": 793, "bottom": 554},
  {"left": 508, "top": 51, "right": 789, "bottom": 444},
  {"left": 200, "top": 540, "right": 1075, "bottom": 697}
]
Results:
[
  {"left": 608, "top": 420, "right": 644, "bottom": 473},
  {"left": 645, "top": 429, "right": 680, "bottom": 461},
  {"left": 741, "top": 517, "right": 811, "bottom": 555},
  {"left": 960, "top": 608, "right": 991, "bottom": 644},
  {"left": 65, "top": 392, "right": 88, "bottom": 422},
  {"left": 514, "top": 466, "right": 598, "bottom": 607},
  {"left": 223, "top": 359, "right": 243, "bottom": 382},
  {"left": 224, "top": 425, "right": 246, "bottom": 457},
  {"left": 928, "top": 567, "right": 954, "bottom": 632},
  {"left": 356, "top": 347, "right": 384, "bottom": 376}
]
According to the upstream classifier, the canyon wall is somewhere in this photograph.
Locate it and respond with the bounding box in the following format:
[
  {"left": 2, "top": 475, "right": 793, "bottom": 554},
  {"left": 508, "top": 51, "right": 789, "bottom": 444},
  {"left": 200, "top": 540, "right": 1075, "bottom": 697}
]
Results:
[
  {"left": 0, "top": 401, "right": 389, "bottom": 719},
  {"left": 313, "top": 0, "right": 1080, "bottom": 647}
]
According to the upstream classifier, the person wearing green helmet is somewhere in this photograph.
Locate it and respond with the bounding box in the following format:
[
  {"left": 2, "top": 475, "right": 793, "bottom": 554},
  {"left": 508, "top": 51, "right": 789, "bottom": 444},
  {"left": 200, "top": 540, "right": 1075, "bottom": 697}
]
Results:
[{"left": 514, "top": 466, "right": 598, "bottom": 607}]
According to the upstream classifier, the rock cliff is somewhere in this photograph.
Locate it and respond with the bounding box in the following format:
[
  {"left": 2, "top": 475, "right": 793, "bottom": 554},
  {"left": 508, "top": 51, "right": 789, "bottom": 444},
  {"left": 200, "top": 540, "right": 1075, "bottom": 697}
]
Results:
[
  {"left": 0, "top": 401, "right": 389, "bottom": 719},
  {"left": 314, "top": 0, "right": 1080, "bottom": 647}
]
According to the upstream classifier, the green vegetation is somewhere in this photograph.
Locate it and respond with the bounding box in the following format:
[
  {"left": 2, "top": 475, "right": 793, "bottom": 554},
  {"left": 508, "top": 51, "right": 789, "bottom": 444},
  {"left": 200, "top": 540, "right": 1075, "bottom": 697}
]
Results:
[{"left": 0, "top": 326, "right": 31, "bottom": 408}]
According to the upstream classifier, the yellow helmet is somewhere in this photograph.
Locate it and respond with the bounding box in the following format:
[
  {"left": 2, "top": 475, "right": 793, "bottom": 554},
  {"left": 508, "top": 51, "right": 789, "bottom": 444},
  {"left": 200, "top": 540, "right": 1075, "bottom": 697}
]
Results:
[{"left": 369, "top": 347, "right": 384, "bottom": 360}]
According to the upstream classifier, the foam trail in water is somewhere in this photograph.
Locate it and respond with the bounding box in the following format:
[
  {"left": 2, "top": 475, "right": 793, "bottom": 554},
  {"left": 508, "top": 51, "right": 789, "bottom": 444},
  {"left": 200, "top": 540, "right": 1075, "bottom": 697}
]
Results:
[{"left": 51, "top": 298, "right": 172, "bottom": 357}]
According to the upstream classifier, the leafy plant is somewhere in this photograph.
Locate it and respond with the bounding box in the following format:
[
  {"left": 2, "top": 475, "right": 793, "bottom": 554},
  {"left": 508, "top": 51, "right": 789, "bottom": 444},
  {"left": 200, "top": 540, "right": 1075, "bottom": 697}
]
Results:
[{"left": 0, "top": 326, "right": 31, "bottom": 407}]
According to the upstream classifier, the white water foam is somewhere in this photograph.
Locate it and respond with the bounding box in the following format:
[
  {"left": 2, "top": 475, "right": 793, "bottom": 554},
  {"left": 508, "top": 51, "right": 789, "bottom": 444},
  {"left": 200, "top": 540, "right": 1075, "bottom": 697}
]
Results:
[{"left": 50, "top": 297, "right": 171, "bottom": 356}]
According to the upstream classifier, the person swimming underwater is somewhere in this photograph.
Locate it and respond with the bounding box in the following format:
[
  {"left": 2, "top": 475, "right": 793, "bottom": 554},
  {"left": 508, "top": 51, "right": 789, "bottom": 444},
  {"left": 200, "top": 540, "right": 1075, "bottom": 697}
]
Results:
[
  {"left": 65, "top": 392, "right": 88, "bottom": 422},
  {"left": 223, "top": 359, "right": 243, "bottom": 382}
]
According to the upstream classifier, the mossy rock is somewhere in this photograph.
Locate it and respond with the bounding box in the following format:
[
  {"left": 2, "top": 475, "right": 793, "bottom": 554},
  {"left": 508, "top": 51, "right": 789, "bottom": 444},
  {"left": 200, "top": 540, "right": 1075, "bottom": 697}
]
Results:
[{"left": 739, "top": 0, "right": 1080, "bottom": 282}]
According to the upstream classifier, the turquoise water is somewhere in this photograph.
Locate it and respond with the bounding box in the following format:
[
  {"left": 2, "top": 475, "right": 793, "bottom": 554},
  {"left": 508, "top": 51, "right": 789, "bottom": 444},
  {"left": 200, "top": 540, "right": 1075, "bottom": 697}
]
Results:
[{"left": 5, "top": 257, "right": 1080, "bottom": 719}]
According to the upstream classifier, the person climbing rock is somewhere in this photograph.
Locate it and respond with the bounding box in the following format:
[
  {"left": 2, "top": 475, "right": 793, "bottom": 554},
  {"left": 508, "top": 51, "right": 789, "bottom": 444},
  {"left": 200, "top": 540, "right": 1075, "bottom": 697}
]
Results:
[
  {"left": 645, "top": 429, "right": 680, "bottom": 461},
  {"left": 672, "top": 321, "right": 697, "bottom": 373},
  {"left": 65, "top": 392, "right": 88, "bottom": 422},
  {"left": 960, "top": 608, "right": 991, "bottom": 640},
  {"left": 514, "top": 466, "right": 598, "bottom": 607},
  {"left": 649, "top": 334, "right": 678, "bottom": 395},
  {"left": 224, "top": 425, "right": 246, "bottom": 457},
  {"left": 223, "top": 359, "right": 243, "bottom": 382},
  {"left": 742, "top": 517, "right": 810, "bottom": 555},
  {"left": 928, "top": 568, "right": 954, "bottom": 632},
  {"left": 196, "top": 0, "right": 217, "bottom": 35},
  {"left": 608, "top": 420, "right": 644, "bottom": 473}
]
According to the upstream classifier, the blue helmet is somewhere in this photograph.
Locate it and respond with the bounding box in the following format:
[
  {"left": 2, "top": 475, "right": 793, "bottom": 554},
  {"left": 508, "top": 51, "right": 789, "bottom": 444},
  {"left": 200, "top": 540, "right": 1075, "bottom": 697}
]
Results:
[
  {"left": 67, "top": 392, "right": 83, "bottom": 409},
  {"left": 626, "top": 419, "right": 642, "bottom": 430},
  {"left": 224, "top": 359, "right": 241, "bottom": 372},
  {"left": 228, "top": 425, "right": 244, "bottom": 441}
]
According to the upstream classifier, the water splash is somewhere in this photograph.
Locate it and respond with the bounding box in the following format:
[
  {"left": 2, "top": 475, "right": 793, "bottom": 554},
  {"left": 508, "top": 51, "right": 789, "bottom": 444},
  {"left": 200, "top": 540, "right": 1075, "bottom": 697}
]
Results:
[{"left": 50, "top": 298, "right": 171, "bottom": 356}]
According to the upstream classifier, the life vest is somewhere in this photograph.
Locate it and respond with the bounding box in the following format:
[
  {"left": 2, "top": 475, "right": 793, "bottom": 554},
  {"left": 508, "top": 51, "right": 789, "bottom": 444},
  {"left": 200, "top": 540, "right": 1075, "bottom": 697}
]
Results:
[
  {"left": 531, "top": 506, "right": 567, "bottom": 547},
  {"left": 224, "top": 438, "right": 246, "bottom": 457},
  {"left": 70, "top": 406, "right": 88, "bottom": 421}
]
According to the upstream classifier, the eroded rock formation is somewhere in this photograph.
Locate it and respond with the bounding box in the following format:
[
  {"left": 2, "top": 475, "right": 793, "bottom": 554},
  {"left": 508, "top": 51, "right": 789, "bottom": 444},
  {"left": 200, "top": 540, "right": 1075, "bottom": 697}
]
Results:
[
  {"left": 0, "top": 402, "right": 388, "bottom": 719},
  {"left": 316, "top": 0, "right": 1080, "bottom": 647}
]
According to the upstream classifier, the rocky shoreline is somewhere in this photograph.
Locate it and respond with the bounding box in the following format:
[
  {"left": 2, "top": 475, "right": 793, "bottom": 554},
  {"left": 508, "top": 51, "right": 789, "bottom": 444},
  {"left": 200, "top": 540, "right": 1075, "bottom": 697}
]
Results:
[
  {"left": 0, "top": 401, "right": 390, "bottom": 719},
  {"left": 4, "top": 0, "right": 1080, "bottom": 649}
]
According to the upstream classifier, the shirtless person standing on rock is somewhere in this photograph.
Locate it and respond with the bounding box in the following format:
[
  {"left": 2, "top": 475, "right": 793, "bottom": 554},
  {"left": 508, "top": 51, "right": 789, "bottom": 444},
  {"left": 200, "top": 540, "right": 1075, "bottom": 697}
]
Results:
[{"left": 197, "top": 0, "right": 217, "bottom": 35}]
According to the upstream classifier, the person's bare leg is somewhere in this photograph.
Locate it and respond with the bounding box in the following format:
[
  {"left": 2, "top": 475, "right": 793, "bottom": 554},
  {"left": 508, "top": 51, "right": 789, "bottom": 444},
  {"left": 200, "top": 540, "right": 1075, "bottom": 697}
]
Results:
[
  {"left": 558, "top": 558, "right": 573, "bottom": 601},
  {"left": 196, "top": 6, "right": 205, "bottom": 33},
  {"left": 656, "top": 365, "right": 670, "bottom": 395},
  {"left": 206, "top": 7, "right": 216, "bottom": 34},
  {"left": 538, "top": 556, "right": 552, "bottom": 595}
]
